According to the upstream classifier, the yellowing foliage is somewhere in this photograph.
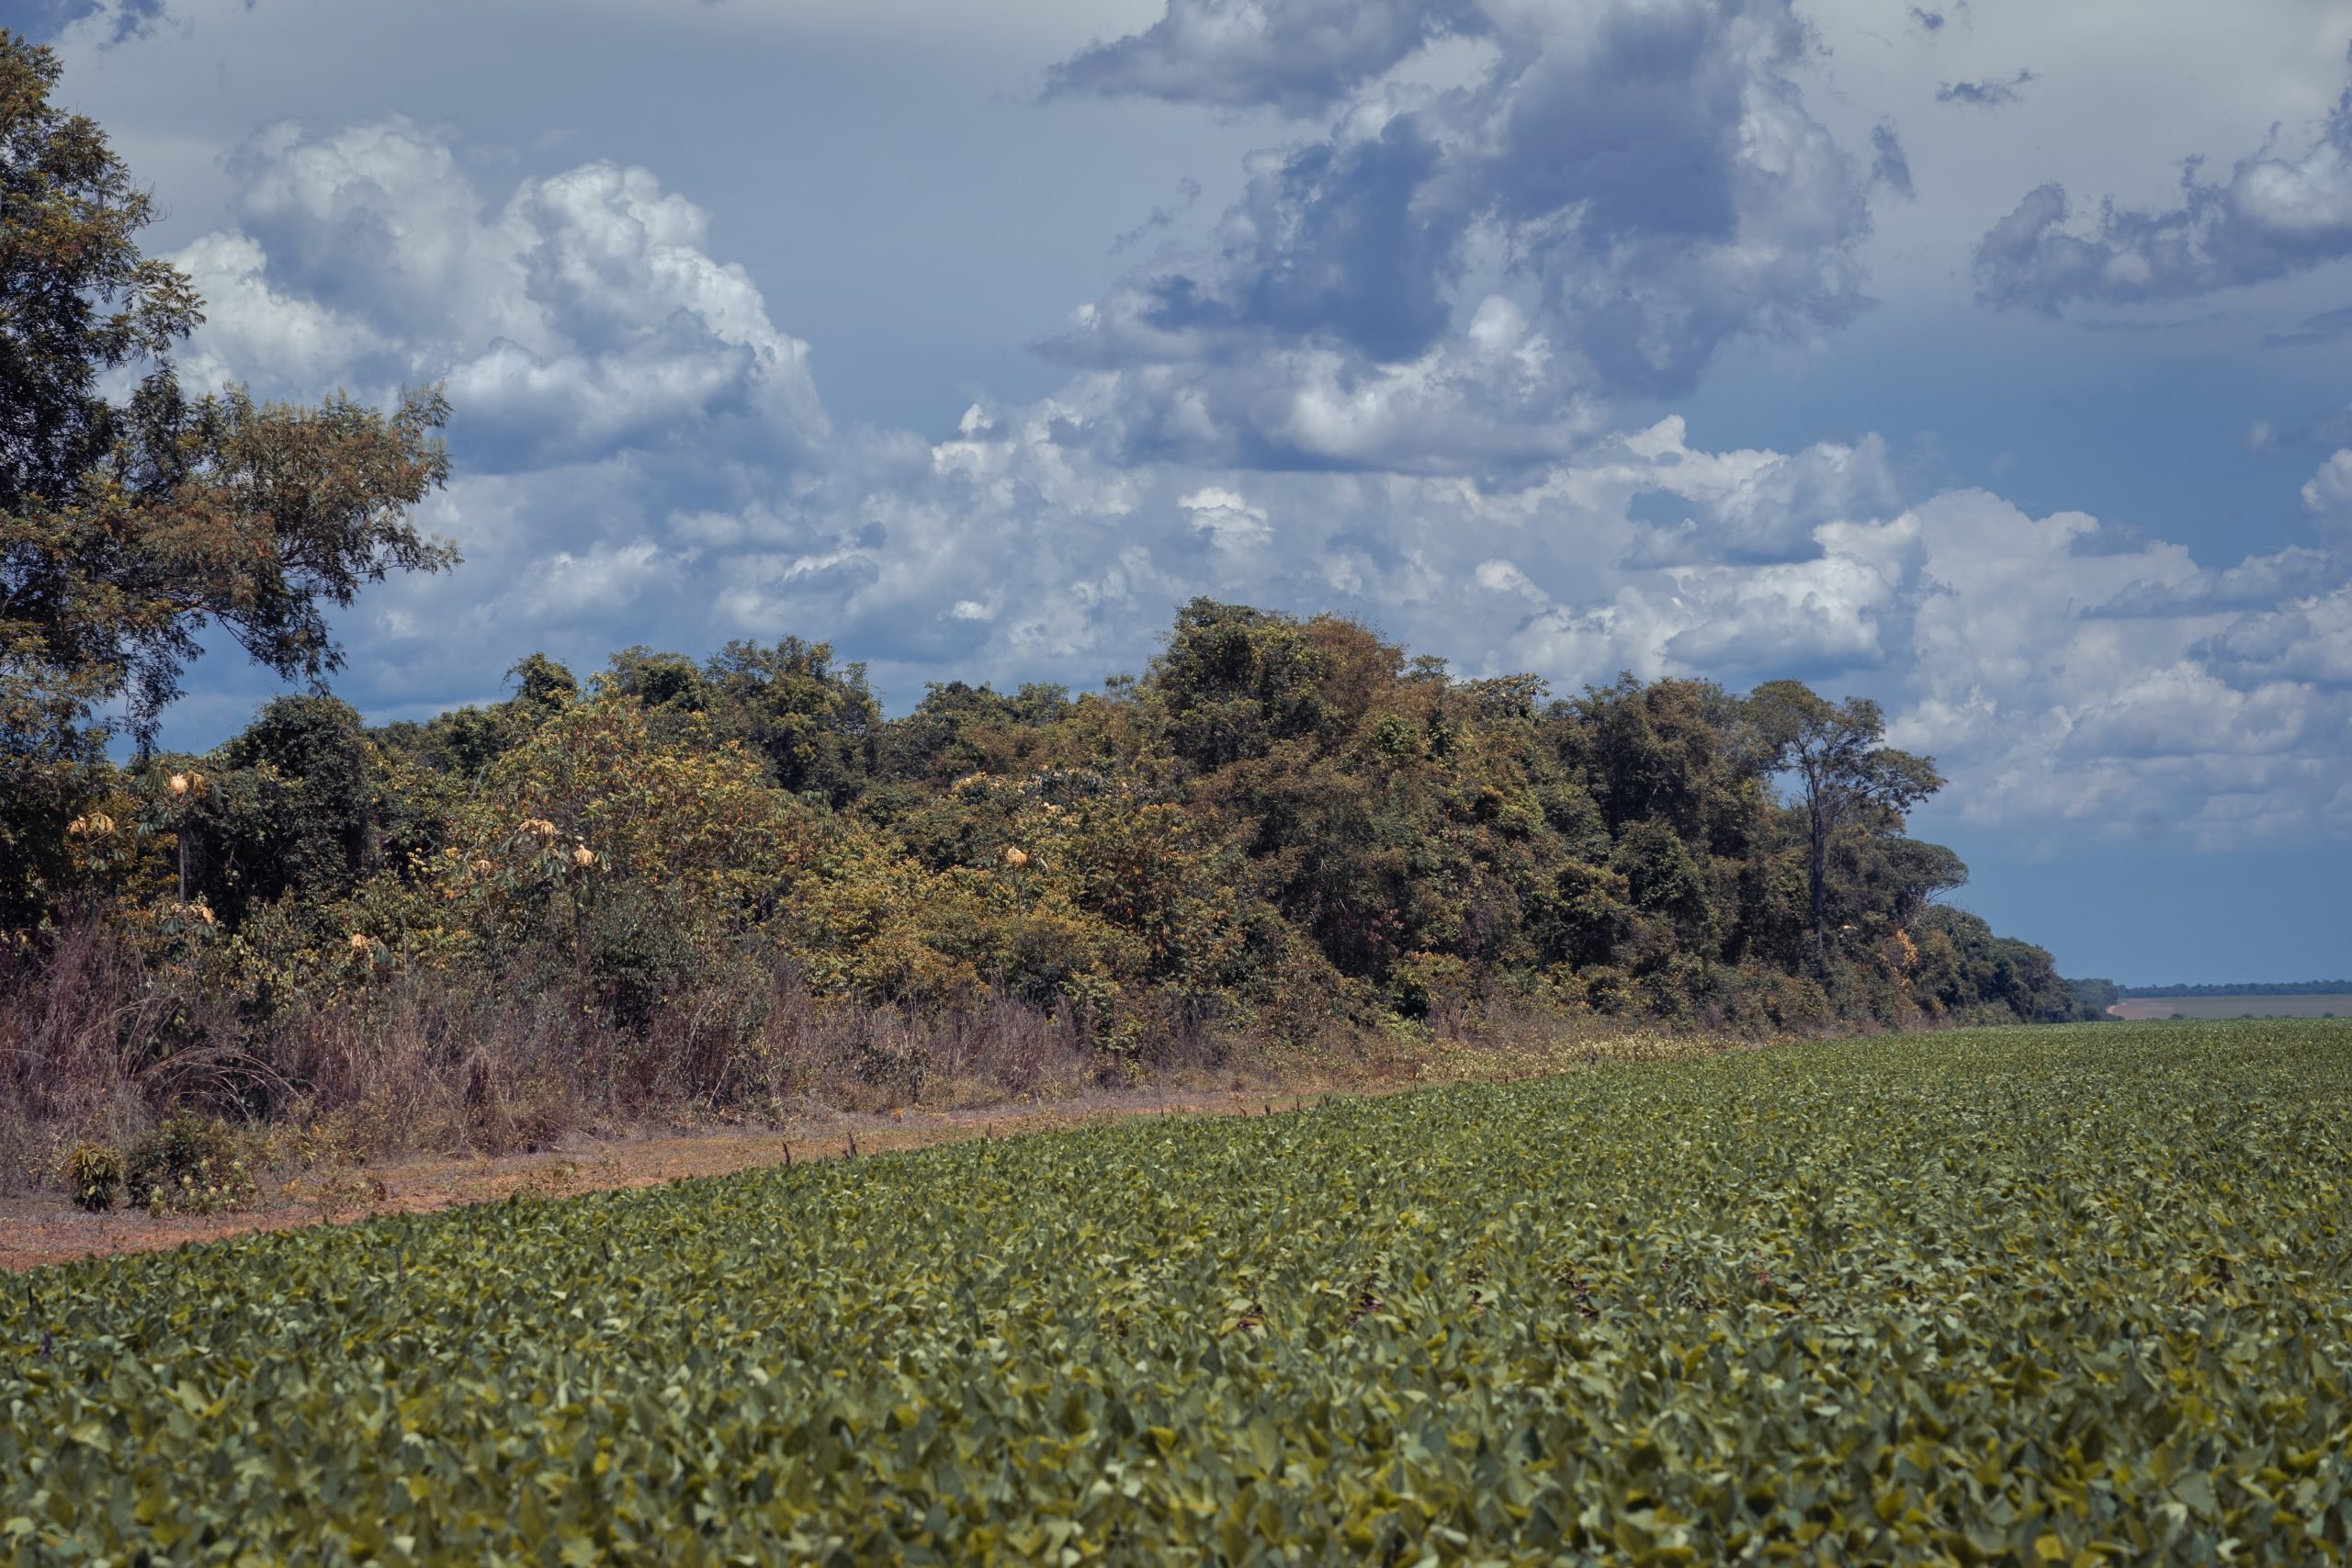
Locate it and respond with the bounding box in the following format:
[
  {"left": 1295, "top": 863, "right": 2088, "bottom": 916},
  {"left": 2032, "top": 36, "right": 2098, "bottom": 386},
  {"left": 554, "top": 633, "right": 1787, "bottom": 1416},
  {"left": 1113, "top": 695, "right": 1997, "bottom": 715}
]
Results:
[{"left": 447, "top": 695, "right": 815, "bottom": 912}]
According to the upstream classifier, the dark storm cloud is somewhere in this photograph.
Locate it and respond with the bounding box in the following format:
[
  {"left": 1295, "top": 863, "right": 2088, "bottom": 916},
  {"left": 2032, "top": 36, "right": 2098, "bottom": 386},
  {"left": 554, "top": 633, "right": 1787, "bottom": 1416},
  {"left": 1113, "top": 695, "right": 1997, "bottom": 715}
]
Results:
[
  {"left": 1097, "top": 113, "right": 1463, "bottom": 366},
  {"left": 1974, "top": 47, "right": 2352, "bottom": 311},
  {"left": 1043, "top": 0, "right": 1873, "bottom": 468},
  {"left": 1486, "top": 0, "right": 1762, "bottom": 240},
  {"left": 1045, "top": 0, "right": 1489, "bottom": 118}
]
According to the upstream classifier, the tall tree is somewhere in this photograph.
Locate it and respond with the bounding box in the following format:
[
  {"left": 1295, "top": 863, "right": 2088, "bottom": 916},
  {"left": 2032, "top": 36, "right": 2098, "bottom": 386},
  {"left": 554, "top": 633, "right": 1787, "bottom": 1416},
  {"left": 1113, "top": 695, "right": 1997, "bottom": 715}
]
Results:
[
  {"left": 1747, "top": 681, "right": 1943, "bottom": 961},
  {"left": 702, "top": 637, "right": 879, "bottom": 806},
  {"left": 1, "top": 32, "right": 456, "bottom": 931}
]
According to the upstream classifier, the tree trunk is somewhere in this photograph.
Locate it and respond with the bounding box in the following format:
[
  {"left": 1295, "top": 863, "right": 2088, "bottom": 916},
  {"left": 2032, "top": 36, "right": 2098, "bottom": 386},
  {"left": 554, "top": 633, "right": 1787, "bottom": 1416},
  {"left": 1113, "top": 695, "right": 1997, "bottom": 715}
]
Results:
[{"left": 1808, "top": 796, "right": 1829, "bottom": 964}]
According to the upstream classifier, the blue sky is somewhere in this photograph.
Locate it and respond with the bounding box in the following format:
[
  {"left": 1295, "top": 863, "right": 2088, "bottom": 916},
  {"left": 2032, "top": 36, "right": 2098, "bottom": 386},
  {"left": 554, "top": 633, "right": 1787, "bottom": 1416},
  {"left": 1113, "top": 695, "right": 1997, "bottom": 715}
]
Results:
[{"left": 11, "top": 0, "right": 2351, "bottom": 985}]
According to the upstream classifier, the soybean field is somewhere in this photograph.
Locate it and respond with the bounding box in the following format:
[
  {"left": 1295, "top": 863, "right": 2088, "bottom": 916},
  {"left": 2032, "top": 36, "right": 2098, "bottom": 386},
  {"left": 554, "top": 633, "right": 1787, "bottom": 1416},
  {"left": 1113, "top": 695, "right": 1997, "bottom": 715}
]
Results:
[{"left": 4, "top": 1021, "right": 2348, "bottom": 1564}]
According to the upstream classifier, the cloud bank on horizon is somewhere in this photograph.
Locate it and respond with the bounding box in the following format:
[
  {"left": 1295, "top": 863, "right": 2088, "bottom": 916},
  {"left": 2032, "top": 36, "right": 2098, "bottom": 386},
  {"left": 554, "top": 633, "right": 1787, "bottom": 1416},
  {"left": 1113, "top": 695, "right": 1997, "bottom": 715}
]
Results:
[{"left": 23, "top": 0, "right": 2352, "bottom": 863}]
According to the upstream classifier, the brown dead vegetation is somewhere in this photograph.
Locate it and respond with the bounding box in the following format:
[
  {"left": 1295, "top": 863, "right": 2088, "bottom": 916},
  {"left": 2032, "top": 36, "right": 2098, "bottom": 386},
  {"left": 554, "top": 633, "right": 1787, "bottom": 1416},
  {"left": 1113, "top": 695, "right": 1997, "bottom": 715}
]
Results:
[{"left": 1, "top": 1012, "right": 1724, "bottom": 1272}]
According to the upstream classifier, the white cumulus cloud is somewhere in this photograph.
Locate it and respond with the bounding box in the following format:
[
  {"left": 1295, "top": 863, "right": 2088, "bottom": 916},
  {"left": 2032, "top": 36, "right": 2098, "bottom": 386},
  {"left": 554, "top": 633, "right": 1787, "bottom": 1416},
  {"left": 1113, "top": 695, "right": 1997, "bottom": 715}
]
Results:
[{"left": 143, "top": 46, "right": 2352, "bottom": 853}]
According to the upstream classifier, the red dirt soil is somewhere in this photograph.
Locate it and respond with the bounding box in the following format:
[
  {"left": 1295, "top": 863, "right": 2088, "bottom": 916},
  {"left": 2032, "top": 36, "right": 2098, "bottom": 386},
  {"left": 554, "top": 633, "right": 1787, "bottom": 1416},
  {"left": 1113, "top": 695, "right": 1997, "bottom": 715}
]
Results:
[{"left": 1, "top": 1077, "right": 1442, "bottom": 1274}]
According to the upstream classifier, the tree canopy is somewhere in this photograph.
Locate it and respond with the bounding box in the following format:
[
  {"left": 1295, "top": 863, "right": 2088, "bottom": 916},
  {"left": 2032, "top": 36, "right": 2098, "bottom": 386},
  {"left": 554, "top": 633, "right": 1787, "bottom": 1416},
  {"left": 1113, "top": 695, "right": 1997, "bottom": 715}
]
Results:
[
  {"left": 0, "top": 32, "right": 454, "bottom": 930},
  {"left": 1747, "top": 680, "right": 1944, "bottom": 961},
  {"left": 62, "top": 596, "right": 2092, "bottom": 1040}
]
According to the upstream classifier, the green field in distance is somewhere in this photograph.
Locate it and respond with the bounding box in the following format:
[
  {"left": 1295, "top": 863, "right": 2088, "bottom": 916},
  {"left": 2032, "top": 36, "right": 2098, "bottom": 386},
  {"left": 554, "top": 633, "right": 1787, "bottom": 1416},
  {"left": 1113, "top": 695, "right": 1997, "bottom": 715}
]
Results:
[
  {"left": 4, "top": 1020, "right": 2347, "bottom": 1563},
  {"left": 2108, "top": 995, "right": 2352, "bottom": 1020}
]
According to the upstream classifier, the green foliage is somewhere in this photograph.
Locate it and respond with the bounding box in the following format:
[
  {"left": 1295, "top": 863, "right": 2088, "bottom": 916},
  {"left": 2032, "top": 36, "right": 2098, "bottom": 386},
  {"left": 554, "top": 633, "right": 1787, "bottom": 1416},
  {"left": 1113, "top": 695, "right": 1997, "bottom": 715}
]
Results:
[
  {"left": 702, "top": 637, "right": 880, "bottom": 804},
  {"left": 1154, "top": 597, "right": 1387, "bottom": 769},
  {"left": 6, "top": 590, "right": 2102, "bottom": 1169},
  {"left": 1748, "top": 679, "right": 1943, "bottom": 958},
  {"left": 0, "top": 32, "right": 193, "bottom": 932},
  {"left": 287, "top": 695, "right": 820, "bottom": 1043},
  {"left": 872, "top": 679, "right": 1070, "bottom": 786},
  {"left": 374, "top": 652, "right": 582, "bottom": 784},
  {"left": 446, "top": 693, "right": 811, "bottom": 911},
  {"left": 186, "top": 695, "right": 380, "bottom": 919},
  {"left": 602, "top": 637, "right": 882, "bottom": 807},
  {"left": 2068, "top": 975, "right": 2124, "bottom": 1015},
  {"left": 61, "top": 1142, "right": 121, "bottom": 1212},
  {"left": 4, "top": 1021, "right": 2347, "bottom": 1561},
  {"left": 1912, "top": 904, "right": 2085, "bottom": 1024},
  {"left": 0, "top": 35, "right": 453, "bottom": 934},
  {"left": 30, "top": 603, "right": 2097, "bottom": 1112},
  {"left": 121, "top": 1111, "right": 256, "bottom": 1214}
]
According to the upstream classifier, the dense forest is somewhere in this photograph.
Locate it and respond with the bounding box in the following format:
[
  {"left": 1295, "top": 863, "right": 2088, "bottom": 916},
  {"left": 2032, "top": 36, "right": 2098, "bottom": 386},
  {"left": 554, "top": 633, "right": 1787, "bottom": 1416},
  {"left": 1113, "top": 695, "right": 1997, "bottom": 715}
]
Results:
[
  {"left": 0, "top": 32, "right": 2097, "bottom": 1188},
  {"left": 3, "top": 599, "right": 2100, "bottom": 1175}
]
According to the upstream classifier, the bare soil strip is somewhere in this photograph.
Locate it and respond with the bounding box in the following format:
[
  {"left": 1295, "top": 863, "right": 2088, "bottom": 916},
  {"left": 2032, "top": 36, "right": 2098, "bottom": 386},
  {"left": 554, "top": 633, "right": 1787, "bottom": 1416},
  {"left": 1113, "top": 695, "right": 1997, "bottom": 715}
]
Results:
[{"left": 0, "top": 1068, "right": 1490, "bottom": 1274}]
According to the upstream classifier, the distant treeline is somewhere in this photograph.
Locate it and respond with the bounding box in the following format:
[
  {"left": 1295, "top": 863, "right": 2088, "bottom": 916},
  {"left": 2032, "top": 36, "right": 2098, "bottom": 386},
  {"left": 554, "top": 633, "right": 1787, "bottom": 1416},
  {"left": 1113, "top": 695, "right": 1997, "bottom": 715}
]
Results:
[
  {"left": 2119, "top": 981, "right": 2352, "bottom": 998},
  {"left": 4, "top": 599, "right": 2112, "bottom": 1180}
]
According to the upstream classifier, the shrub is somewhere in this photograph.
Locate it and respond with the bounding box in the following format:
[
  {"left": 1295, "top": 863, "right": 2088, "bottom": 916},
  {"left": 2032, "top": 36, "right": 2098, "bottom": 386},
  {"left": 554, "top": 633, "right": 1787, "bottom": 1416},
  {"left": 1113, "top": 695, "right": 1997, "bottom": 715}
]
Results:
[
  {"left": 125, "top": 1111, "right": 259, "bottom": 1214},
  {"left": 64, "top": 1142, "right": 124, "bottom": 1212}
]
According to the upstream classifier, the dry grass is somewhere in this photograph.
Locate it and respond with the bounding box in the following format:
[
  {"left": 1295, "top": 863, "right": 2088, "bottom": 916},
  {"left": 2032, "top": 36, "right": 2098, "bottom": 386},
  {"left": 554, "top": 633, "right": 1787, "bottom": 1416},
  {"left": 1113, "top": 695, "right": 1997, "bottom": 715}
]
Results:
[
  {"left": 0, "top": 944, "right": 1762, "bottom": 1272},
  {"left": 0, "top": 1024, "right": 1755, "bottom": 1272},
  {"left": 0, "top": 923, "right": 272, "bottom": 1194},
  {"left": 0, "top": 922, "right": 1746, "bottom": 1205}
]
